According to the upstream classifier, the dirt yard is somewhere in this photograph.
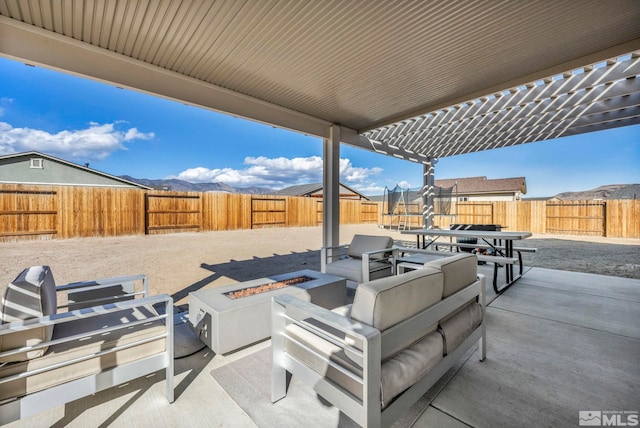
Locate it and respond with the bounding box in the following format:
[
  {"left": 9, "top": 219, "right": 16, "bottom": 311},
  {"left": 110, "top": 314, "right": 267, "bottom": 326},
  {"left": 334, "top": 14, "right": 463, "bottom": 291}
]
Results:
[{"left": 1, "top": 225, "right": 638, "bottom": 306}]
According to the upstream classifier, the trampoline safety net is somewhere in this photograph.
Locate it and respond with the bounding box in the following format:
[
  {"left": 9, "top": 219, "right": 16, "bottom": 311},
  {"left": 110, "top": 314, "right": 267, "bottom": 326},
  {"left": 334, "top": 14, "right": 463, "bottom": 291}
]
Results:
[
  {"left": 434, "top": 185, "right": 454, "bottom": 215},
  {"left": 384, "top": 185, "right": 403, "bottom": 215}
]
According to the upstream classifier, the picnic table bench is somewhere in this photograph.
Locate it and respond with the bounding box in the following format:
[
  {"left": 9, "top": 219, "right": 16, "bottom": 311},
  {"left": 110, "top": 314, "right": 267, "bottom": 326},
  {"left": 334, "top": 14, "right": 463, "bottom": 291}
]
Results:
[{"left": 400, "top": 228, "right": 536, "bottom": 293}]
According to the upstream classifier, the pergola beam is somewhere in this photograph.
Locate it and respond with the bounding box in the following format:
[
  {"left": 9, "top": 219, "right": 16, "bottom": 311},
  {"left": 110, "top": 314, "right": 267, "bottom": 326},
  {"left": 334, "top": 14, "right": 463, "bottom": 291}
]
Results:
[
  {"left": 363, "top": 55, "right": 640, "bottom": 160},
  {"left": 361, "top": 38, "right": 640, "bottom": 132},
  {"left": 365, "top": 56, "right": 640, "bottom": 144}
]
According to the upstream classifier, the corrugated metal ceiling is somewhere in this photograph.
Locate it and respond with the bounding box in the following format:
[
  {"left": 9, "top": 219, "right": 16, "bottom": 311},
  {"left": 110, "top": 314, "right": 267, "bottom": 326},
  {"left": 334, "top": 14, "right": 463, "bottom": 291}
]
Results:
[{"left": 0, "top": 0, "right": 639, "bottom": 160}]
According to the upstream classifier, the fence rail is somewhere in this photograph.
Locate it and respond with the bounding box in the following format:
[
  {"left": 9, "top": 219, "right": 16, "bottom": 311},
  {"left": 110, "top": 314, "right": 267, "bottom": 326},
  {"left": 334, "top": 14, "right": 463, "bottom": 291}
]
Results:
[{"left": 0, "top": 184, "right": 638, "bottom": 241}]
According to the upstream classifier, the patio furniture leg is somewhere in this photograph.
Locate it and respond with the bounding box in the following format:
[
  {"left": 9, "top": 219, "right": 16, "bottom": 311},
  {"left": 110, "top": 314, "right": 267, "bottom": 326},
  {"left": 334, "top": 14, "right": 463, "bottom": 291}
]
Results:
[
  {"left": 166, "top": 301, "right": 175, "bottom": 403},
  {"left": 271, "top": 299, "right": 287, "bottom": 402},
  {"left": 479, "top": 278, "right": 486, "bottom": 361}
]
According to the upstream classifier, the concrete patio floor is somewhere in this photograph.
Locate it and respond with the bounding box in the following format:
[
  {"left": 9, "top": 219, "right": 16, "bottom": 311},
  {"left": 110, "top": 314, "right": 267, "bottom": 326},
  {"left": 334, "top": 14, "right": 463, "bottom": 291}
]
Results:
[{"left": 5, "top": 264, "right": 639, "bottom": 428}]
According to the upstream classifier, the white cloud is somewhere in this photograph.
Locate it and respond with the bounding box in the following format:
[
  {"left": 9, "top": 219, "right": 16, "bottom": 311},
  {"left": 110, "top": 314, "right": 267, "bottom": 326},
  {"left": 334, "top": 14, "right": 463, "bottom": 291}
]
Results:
[
  {"left": 171, "top": 155, "right": 384, "bottom": 189},
  {"left": 349, "top": 183, "right": 386, "bottom": 195},
  {"left": 340, "top": 158, "right": 383, "bottom": 182},
  {"left": 0, "top": 121, "right": 154, "bottom": 161},
  {"left": 0, "top": 98, "right": 13, "bottom": 117}
]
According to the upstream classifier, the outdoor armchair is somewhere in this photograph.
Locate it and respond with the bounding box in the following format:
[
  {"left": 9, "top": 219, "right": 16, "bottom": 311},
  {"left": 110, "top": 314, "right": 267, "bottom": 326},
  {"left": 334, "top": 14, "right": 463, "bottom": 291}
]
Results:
[
  {"left": 321, "top": 234, "right": 397, "bottom": 286},
  {"left": 272, "top": 253, "right": 485, "bottom": 428},
  {"left": 0, "top": 266, "right": 174, "bottom": 424}
]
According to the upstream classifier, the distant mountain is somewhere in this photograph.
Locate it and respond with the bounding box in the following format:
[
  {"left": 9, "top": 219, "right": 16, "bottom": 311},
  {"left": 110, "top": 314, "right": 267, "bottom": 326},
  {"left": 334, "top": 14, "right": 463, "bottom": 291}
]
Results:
[
  {"left": 120, "top": 175, "right": 275, "bottom": 194},
  {"left": 553, "top": 184, "right": 640, "bottom": 200}
]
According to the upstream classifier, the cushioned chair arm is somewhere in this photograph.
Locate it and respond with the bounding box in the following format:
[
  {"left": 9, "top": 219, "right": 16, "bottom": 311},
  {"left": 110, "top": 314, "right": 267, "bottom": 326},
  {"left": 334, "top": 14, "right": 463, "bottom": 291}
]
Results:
[
  {"left": 271, "top": 294, "right": 382, "bottom": 410},
  {"left": 273, "top": 294, "right": 380, "bottom": 342},
  {"left": 55, "top": 274, "right": 149, "bottom": 310},
  {"left": 57, "top": 274, "right": 148, "bottom": 295},
  {"left": 0, "top": 293, "right": 171, "bottom": 337},
  {"left": 0, "top": 293, "right": 173, "bottom": 374},
  {"left": 362, "top": 247, "right": 398, "bottom": 264},
  {"left": 361, "top": 247, "right": 398, "bottom": 281},
  {"left": 395, "top": 246, "right": 436, "bottom": 255},
  {"left": 320, "top": 244, "right": 350, "bottom": 271},
  {"left": 320, "top": 244, "right": 349, "bottom": 252},
  {"left": 361, "top": 246, "right": 396, "bottom": 257}
]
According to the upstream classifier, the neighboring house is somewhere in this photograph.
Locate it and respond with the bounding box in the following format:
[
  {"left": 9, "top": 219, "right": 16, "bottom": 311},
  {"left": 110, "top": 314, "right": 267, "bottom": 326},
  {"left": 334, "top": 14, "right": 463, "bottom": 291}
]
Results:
[
  {"left": 435, "top": 176, "right": 527, "bottom": 202},
  {"left": 276, "top": 182, "right": 369, "bottom": 200},
  {"left": 371, "top": 176, "right": 527, "bottom": 205},
  {"left": 0, "top": 151, "right": 151, "bottom": 189}
]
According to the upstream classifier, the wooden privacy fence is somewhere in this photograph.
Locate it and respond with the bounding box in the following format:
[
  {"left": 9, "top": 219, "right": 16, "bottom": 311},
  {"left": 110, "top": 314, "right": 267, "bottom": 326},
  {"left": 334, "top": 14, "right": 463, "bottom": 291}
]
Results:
[
  {"left": 545, "top": 201, "right": 606, "bottom": 236},
  {"left": 434, "top": 200, "right": 639, "bottom": 238},
  {"left": 0, "top": 184, "right": 380, "bottom": 241},
  {"left": 1, "top": 184, "right": 638, "bottom": 241},
  {"left": 0, "top": 188, "right": 57, "bottom": 238},
  {"left": 145, "top": 193, "right": 202, "bottom": 234},
  {"left": 457, "top": 202, "right": 493, "bottom": 225}
]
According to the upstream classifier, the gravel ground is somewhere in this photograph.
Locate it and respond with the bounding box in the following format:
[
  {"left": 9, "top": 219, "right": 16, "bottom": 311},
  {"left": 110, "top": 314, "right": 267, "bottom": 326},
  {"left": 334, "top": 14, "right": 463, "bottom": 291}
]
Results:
[
  {"left": 394, "top": 232, "right": 640, "bottom": 279},
  {"left": 517, "top": 237, "right": 640, "bottom": 279}
]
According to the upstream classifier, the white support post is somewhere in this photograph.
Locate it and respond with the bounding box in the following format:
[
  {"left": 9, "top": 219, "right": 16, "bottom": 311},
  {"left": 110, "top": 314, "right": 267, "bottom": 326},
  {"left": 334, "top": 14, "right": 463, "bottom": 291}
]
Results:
[
  {"left": 323, "top": 125, "right": 340, "bottom": 251},
  {"left": 422, "top": 158, "right": 436, "bottom": 229}
]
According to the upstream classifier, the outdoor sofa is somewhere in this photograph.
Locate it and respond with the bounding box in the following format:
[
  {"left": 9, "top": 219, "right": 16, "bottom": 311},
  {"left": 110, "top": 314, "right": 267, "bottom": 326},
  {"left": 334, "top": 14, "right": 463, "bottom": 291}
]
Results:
[
  {"left": 272, "top": 253, "right": 485, "bottom": 427},
  {"left": 0, "top": 266, "right": 174, "bottom": 424}
]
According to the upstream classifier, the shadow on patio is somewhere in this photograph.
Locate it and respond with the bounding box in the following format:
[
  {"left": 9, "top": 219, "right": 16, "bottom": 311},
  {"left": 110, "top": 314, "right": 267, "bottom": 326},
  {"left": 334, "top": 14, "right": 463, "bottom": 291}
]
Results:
[
  {"left": 170, "top": 250, "right": 321, "bottom": 304},
  {"left": 6, "top": 266, "right": 640, "bottom": 427},
  {"left": 415, "top": 267, "right": 640, "bottom": 427}
]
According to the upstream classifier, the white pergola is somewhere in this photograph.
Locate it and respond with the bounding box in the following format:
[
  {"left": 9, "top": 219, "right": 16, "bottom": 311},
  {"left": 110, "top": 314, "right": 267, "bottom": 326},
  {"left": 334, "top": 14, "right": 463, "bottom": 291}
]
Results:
[{"left": 1, "top": 0, "right": 639, "bottom": 246}]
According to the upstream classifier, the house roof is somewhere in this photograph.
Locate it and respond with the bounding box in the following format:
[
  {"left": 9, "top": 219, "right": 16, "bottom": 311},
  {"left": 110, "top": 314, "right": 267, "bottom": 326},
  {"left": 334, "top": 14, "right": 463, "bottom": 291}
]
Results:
[
  {"left": 1, "top": 2, "right": 638, "bottom": 163},
  {"left": 0, "top": 151, "right": 152, "bottom": 189},
  {"left": 276, "top": 183, "right": 324, "bottom": 197},
  {"left": 276, "top": 182, "right": 368, "bottom": 200},
  {"left": 436, "top": 176, "right": 527, "bottom": 195},
  {"left": 369, "top": 176, "right": 526, "bottom": 202}
]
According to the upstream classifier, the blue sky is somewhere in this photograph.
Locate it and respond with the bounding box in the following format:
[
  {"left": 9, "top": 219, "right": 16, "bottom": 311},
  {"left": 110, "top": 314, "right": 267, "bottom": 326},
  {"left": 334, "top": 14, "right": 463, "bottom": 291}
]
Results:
[{"left": 1, "top": 56, "right": 638, "bottom": 197}]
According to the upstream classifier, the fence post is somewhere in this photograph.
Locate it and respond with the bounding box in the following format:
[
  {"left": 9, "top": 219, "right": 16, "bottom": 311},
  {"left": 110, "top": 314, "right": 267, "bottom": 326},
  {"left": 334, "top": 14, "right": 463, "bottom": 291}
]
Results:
[
  {"left": 144, "top": 193, "right": 149, "bottom": 235},
  {"left": 603, "top": 201, "right": 607, "bottom": 237}
]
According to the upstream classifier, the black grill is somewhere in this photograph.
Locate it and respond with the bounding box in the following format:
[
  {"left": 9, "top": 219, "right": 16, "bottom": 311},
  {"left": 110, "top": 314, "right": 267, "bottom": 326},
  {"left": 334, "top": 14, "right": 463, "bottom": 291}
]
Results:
[{"left": 450, "top": 224, "right": 502, "bottom": 252}]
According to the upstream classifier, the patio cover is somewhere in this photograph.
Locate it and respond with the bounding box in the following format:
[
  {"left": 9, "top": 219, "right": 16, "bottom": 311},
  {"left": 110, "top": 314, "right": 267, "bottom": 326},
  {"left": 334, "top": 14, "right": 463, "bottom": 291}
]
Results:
[{"left": 0, "top": 0, "right": 639, "bottom": 245}]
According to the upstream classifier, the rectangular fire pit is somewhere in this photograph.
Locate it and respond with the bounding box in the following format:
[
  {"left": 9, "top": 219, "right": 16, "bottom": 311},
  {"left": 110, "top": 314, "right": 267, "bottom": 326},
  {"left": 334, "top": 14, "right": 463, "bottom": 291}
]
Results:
[{"left": 188, "top": 269, "right": 346, "bottom": 354}]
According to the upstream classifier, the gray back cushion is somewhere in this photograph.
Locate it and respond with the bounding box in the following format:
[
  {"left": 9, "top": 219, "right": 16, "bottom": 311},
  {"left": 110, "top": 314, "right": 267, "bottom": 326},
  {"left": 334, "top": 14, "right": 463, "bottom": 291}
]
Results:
[
  {"left": 347, "top": 234, "right": 393, "bottom": 259},
  {"left": 424, "top": 253, "right": 477, "bottom": 297},
  {"left": 350, "top": 268, "right": 443, "bottom": 360},
  {"left": 0, "top": 266, "right": 57, "bottom": 362}
]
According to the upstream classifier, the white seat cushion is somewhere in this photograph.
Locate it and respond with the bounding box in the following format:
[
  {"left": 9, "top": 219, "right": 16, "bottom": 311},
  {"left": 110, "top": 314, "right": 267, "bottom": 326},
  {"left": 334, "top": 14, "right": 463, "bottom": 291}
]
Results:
[
  {"left": 439, "top": 302, "right": 483, "bottom": 354},
  {"left": 284, "top": 324, "right": 443, "bottom": 408},
  {"left": 0, "top": 305, "right": 166, "bottom": 401},
  {"left": 380, "top": 331, "right": 443, "bottom": 408},
  {"left": 325, "top": 258, "right": 391, "bottom": 283}
]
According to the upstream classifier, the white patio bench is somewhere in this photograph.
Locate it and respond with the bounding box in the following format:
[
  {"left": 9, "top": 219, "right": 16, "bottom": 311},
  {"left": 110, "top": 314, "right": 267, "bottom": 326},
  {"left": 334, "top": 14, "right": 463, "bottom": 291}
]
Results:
[{"left": 0, "top": 266, "right": 174, "bottom": 424}]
